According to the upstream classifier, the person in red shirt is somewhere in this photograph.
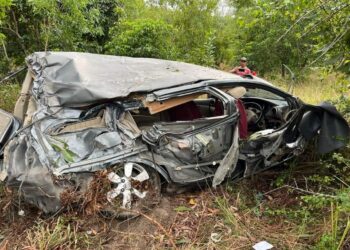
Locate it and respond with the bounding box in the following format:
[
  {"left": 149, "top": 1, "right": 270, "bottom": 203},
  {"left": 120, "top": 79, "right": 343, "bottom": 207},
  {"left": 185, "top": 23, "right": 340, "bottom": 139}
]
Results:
[{"left": 230, "top": 57, "right": 255, "bottom": 76}]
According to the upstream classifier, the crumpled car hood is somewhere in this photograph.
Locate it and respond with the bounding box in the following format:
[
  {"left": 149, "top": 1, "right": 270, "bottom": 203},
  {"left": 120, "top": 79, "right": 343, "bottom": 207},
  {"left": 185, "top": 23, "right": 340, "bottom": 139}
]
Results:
[{"left": 27, "top": 52, "right": 240, "bottom": 107}]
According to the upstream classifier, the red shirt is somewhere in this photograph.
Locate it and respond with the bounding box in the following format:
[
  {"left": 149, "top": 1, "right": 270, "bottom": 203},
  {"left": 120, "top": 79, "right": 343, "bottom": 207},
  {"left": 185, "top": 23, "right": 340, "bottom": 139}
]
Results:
[{"left": 233, "top": 67, "right": 252, "bottom": 76}]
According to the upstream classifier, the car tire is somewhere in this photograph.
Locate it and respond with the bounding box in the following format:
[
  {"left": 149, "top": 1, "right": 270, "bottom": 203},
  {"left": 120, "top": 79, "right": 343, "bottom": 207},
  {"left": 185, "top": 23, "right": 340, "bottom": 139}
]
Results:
[{"left": 101, "top": 162, "right": 161, "bottom": 219}]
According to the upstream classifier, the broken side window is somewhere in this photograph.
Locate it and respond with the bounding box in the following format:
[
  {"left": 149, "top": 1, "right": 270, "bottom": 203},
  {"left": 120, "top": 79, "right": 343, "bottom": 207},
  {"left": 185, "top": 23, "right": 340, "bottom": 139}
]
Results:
[{"left": 138, "top": 90, "right": 237, "bottom": 164}]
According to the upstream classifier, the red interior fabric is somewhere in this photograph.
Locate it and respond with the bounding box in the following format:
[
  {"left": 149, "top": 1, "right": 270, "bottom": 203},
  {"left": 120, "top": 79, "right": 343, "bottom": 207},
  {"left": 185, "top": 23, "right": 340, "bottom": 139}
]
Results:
[
  {"left": 236, "top": 99, "right": 248, "bottom": 139},
  {"left": 214, "top": 98, "right": 248, "bottom": 139},
  {"left": 168, "top": 101, "right": 202, "bottom": 121},
  {"left": 214, "top": 99, "right": 224, "bottom": 116}
]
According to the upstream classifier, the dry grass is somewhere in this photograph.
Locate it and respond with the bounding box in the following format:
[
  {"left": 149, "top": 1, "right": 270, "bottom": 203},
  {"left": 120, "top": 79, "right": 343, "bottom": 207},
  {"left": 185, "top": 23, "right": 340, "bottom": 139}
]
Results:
[
  {"left": 0, "top": 169, "right": 347, "bottom": 250},
  {"left": 0, "top": 83, "right": 21, "bottom": 112},
  {"left": 266, "top": 69, "right": 348, "bottom": 105},
  {"left": 23, "top": 217, "right": 92, "bottom": 250},
  {"left": 166, "top": 186, "right": 307, "bottom": 249},
  {"left": 101, "top": 175, "right": 324, "bottom": 249}
]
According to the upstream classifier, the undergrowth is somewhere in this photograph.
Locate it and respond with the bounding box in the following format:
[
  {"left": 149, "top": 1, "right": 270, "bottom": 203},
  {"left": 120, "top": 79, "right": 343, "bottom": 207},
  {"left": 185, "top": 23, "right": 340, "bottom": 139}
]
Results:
[
  {"left": 0, "top": 83, "right": 21, "bottom": 112},
  {"left": 23, "top": 217, "right": 94, "bottom": 250}
]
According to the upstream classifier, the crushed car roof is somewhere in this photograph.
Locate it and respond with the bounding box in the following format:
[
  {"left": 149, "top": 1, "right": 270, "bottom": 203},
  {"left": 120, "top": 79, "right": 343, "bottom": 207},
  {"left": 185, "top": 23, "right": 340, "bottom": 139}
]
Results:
[{"left": 27, "top": 52, "right": 241, "bottom": 107}]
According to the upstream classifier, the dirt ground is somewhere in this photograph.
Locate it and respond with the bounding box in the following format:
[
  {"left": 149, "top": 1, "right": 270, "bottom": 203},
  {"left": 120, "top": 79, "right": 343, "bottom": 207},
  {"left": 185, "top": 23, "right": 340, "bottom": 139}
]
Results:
[
  {"left": 0, "top": 148, "right": 335, "bottom": 250},
  {"left": 0, "top": 168, "right": 345, "bottom": 249},
  {"left": 1, "top": 190, "right": 219, "bottom": 249},
  {"left": 105, "top": 196, "right": 177, "bottom": 249}
]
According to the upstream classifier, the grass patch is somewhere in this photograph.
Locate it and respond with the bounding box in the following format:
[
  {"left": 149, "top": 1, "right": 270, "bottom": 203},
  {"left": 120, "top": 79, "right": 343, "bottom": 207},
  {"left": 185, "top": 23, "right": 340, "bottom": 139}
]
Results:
[
  {"left": 0, "top": 83, "right": 21, "bottom": 112},
  {"left": 23, "top": 217, "right": 93, "bottom": 250},
  {"left": 266, "top": 69, "right": 347, "bottom": 105}
]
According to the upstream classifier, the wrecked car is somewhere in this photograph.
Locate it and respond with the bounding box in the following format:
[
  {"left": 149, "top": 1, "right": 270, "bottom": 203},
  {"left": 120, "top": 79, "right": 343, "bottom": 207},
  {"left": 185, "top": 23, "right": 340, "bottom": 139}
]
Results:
[{"left": 0, "top": 52, "right": 349, "bottom": 217}]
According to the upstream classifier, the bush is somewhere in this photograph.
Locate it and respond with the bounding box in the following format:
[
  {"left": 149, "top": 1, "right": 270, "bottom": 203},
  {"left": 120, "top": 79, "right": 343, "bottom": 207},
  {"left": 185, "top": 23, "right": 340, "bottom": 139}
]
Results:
[
  {"left": 105, "top": 19, "right": 177, "bottom": 59},
  {"left": 332, "top": 74, "right": 350, "bottom": 122}
]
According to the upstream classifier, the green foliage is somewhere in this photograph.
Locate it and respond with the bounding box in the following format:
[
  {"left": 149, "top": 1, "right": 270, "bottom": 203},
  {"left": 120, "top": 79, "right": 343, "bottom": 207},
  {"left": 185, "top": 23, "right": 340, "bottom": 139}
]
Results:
[
  {"left": 82, "top": 0, "right": 121, "bottom": 52},
  {"left": 51, "top": 139, "right": 78, "bottom": 163},
  {"left": 264, "top": 206, "right": 311, "bottom": 221},
  {"left": 168, "top": 0, "right": 218, "bottom": 66},
  {"left": 0, "top": 83, "right": 20, "bottom": 112},
  {"left": 106, "top": 19, "right": 176, "bottom": 59},
  {"left": 313, "top": 203, "right": 350, "bottom": 250},
  {"left": 300, "top": 144, "right": 350, "bottom": 248},
  {"left": 229, "top": 0, "right": 350, "bottom": 75},
  {"left": 0, "top": 1, "right": 10, "bottom": 19},
  {"left": 110, "top": 0, "right": 219, "bottom": 65},
  {"left": 332, "top": 75, "right": 350, "bottom": 122},
  {"left": 27, "top": 0, "right": 89, "bottom": 50},
  {"left": 215, "top": 197, "right": 239, "bottom": 228},
  {"left": 0, "top": 0, "right": 120, "bottom": 76},
  {"left": 0, "top": 0, "right": 11, "bottom": 33},
  {"left": 1, "top": 0, "right": 350, "bottom": 76},
  {"left": 174, "top": 205, "right": 192, "bottom": 212},
  {"left": 212, "top": 15, "right": 236, "bottom": 66}
]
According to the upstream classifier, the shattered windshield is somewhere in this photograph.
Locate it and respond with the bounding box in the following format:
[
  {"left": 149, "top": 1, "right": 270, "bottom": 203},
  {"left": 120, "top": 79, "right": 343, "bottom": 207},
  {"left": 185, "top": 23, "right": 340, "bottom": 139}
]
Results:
[{"left": 244, "top": 88, "right": 285, "bottom": 101}]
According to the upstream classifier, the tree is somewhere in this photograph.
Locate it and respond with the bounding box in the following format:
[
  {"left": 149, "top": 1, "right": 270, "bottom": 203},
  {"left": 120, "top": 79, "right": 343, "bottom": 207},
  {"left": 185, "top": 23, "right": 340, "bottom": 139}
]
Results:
[
  {"left": 228, "top": 0, "right": 350, "bottom": 74},
  {"left": 0, "top": 0, "right": 120, "bottom": 76},
  {"left": 106, "top": 19, "right": 176, "bottom": 59},
  {"left": 0, "top": 0, "right": 11, "bottom": 63},
  {"left": 0, "top": 0, "right": 11, "bottom": 40},
  {"left": 1, "top": 0, "right": 349, "bottom": 77},
  {"left": 166, "top": 0, "right": 219, "bottom": 66}
]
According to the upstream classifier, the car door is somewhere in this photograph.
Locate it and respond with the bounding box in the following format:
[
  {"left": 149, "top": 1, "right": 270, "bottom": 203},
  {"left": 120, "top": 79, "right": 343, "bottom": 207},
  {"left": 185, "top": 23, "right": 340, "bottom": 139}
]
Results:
[
  {"left": 202, "top": 80, "right": 303, "bottom": 179},
  {"left": 141, "top": 84, "right": 240, "bottom": 183}
]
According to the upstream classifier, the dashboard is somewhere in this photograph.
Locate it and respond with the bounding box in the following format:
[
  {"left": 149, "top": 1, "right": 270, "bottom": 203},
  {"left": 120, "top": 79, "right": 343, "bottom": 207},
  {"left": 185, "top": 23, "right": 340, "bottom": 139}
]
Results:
[{"left": 241, "top": 97, "right": 291, "bottom": 131}]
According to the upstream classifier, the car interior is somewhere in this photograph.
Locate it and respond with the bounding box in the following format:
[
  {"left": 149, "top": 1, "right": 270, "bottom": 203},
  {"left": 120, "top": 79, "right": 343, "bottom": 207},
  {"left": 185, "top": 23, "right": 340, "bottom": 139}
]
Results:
[
  {"left": 131, "top": 86, "right": 295, "bottom": 136},
  {"left": 132, "top": 92, "right": 221, "bottom": 130}
]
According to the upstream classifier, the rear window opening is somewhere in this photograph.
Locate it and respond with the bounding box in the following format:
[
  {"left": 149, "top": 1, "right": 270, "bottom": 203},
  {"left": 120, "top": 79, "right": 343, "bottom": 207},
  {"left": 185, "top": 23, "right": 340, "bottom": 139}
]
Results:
[{"left": 132, "top": 92, "right": 227, "bottom": 129}]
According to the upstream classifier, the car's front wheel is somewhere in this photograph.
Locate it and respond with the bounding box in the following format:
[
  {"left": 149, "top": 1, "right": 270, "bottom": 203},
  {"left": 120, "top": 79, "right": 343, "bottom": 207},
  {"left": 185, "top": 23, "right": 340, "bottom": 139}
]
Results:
[{"left": 103, "top": 162, "right": 161, "bottom": 219}]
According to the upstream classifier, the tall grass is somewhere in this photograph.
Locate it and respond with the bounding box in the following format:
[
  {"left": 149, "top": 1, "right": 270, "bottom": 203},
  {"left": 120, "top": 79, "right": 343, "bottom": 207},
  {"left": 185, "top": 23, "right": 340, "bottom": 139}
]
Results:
[
  {"left": 266, "top": 70, "right": 348, "bottom": 105},
  {"left": 0, "top": 83, "right": 21, "bottom": 112},
  {"left": 23, "top": 217, "right": 94, "bottom": 250}
]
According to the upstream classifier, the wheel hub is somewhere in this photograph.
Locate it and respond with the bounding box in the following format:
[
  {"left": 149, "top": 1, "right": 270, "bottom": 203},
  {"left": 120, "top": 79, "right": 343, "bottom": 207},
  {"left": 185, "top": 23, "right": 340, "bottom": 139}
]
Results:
[
  {"left": 107, "top": 163, "right": 149, "bottom": 209},
  {"left": 119, "top": 178, "right": 131, "bottom": 192}
]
